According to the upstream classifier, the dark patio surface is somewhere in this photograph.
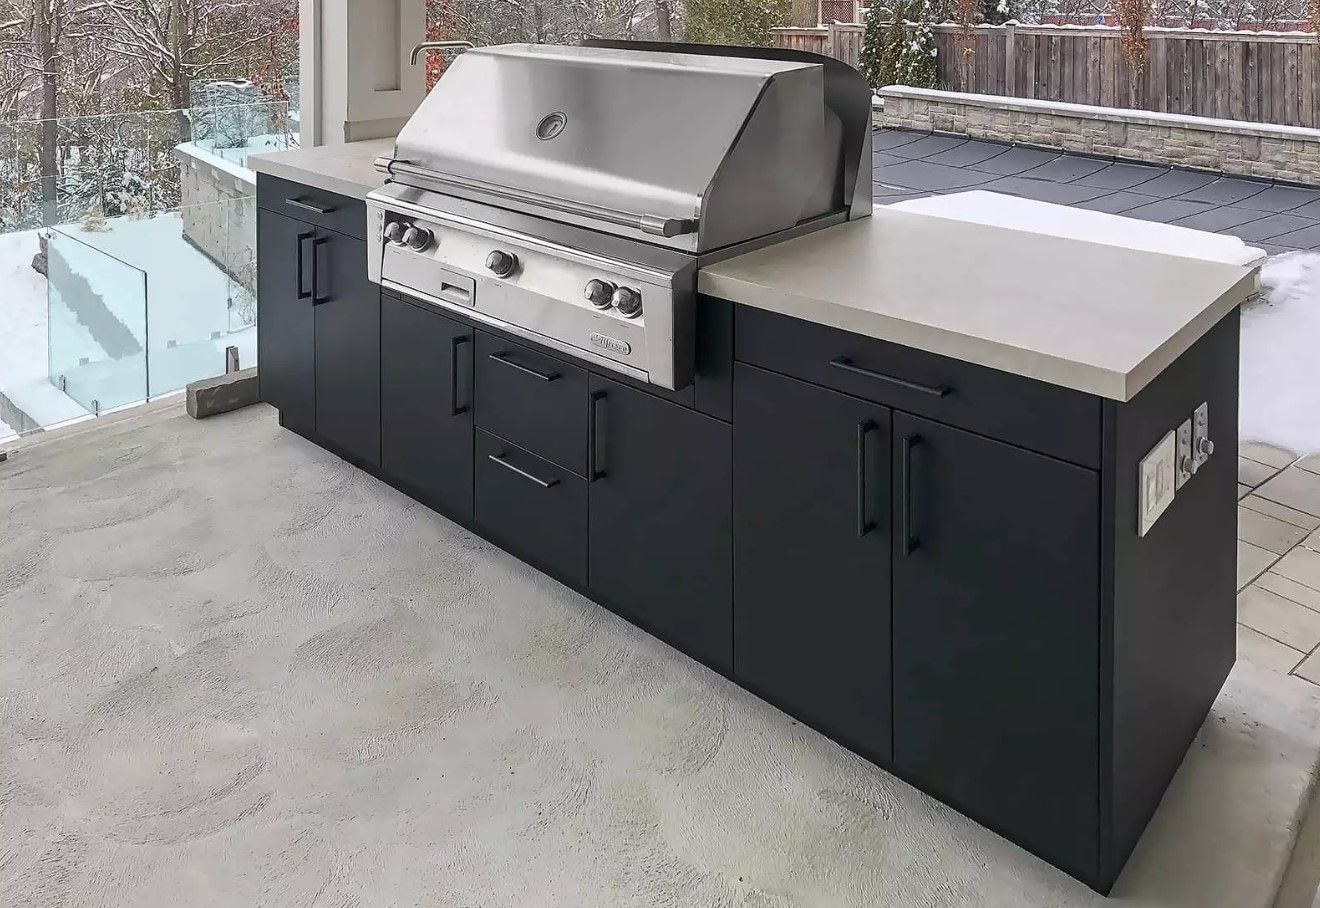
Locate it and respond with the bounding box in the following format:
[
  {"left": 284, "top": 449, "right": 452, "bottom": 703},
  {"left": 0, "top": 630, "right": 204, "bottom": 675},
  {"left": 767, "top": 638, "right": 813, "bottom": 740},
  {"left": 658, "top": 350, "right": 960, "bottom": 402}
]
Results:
[{"left": 873, "top": 128, "right": 1320, "bottom": 255}]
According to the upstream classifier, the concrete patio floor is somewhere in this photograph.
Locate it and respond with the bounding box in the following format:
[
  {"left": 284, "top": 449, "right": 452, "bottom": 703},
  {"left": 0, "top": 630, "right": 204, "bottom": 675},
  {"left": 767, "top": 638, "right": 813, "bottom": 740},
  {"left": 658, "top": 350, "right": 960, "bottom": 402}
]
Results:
[{"left": 3, "top": 401, "right": 1320, "bottom": 907}]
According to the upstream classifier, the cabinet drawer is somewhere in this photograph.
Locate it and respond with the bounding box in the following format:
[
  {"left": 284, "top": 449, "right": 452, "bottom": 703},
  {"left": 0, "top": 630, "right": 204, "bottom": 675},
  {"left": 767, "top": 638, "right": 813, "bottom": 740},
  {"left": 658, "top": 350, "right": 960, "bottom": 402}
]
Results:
[
  {"left": 475, "top": 330, "right": 589, "bottom": 475},
  {"left": 475, "top": 431, "right": 587, "bottom": 588},
  {"left": 734, "top": 305, "right": 1101, "bottom": 468},
  {"left": 256, "top": 173, "right": 366, "bottom": 241}
]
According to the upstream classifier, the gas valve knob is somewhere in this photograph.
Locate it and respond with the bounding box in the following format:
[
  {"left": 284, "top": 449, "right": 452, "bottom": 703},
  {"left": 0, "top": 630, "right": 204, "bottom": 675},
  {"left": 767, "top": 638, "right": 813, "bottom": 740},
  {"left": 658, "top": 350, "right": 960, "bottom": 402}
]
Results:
[
  {"left": 486, "top": 249, "right": 518, "bottom": 277},
  {"left": 584, "top": 279, "right": 616, "bottom": 309},
  {"left": 383, "top": 221, "right": 405, "bottom": 244},
  {"left": 402, "top": 225, "right": 433, "bottom": 251},
  {"left": 611, "top": 286, "right": 643, "bottom": 319}
]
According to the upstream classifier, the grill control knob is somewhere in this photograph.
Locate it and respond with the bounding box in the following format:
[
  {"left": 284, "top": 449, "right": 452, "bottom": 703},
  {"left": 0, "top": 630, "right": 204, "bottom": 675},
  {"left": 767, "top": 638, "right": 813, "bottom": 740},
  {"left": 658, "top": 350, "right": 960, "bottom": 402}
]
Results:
[
  {"left": 584, "top": 279, "right": 616, "bottom": 309},
  {"left": 485, "top": 249, "right": 518, "bottom": 277},
  {"left": 383, "top": 221, "right": 405, "bottom": 244},
  {"left": 611, "top": 286, "right": 643, "bottom": 319},
  {"left": 402, "top": 225, "right": 433, "bottom": 251}
]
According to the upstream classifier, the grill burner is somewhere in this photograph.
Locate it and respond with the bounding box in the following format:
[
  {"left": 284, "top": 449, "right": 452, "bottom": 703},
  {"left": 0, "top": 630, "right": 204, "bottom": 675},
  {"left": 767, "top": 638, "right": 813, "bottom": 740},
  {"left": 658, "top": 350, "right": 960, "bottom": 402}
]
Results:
[{"left": 367, "top": 41, "right": 871, "bottom": 390}]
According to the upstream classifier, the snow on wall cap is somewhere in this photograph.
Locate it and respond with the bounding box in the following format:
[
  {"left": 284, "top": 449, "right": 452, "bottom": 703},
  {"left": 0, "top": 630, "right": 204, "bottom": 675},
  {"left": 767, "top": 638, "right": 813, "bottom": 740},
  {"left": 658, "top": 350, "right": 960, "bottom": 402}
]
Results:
[
  {"left": 892, "top": 191, "right": 1267, "bottom": 268},
  {"left": 877, "top": 85, "right": 1320, "bottom": 142}
]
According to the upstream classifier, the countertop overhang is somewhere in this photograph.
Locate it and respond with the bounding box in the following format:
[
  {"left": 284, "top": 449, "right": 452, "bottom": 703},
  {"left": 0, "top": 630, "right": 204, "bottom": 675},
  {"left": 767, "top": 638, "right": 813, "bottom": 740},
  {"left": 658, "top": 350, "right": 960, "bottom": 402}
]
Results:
[
  {"left": 253, "top": 141, "right": 1261, "bottom": 403},
  {"left": 700, "top": 208, "right": 1260, "bottom": 402},
  {"left": 251, "top": 139, "right": 392, "bottom": 200}
]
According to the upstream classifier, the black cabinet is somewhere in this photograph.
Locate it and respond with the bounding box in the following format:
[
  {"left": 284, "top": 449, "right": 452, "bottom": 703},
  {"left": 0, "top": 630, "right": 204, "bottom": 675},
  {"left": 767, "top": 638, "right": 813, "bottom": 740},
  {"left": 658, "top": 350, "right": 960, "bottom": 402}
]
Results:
[
  {"left": 381, "top": 293, "right": 473, "bottom": 521},
  {"left": 257, "top": 202, "right": 379, "bottom": 467},
  {"left": 475, "top": 430, "right": 588, "bottom": 587},
  {"left": 733, "top": 364, "right": 893, "bottom": 764},
  {"left": 257, "top": 176, "right": 1234, "bottom": 893},
  {"left": 475, "top": 331, "right": 589, "bottom": 475},
  {"left": 257, "top": 208, "right": 315, "bottom": 430},
  {"left": 313, "top": 229, "right": 380, "bottom": 467},
  {"left": 588, "top": 374, "right": 733, "bottom": 674},
  {"left": 890, "top": 412, "right": 1100, "bottom": 880}
]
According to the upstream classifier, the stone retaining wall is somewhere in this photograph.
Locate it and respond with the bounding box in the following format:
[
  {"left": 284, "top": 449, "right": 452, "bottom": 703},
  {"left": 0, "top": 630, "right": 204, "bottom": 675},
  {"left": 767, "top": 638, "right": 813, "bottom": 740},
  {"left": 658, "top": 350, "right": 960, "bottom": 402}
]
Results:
[{"left": 878, "top": 86, "right": 1320, "bottom": 184}]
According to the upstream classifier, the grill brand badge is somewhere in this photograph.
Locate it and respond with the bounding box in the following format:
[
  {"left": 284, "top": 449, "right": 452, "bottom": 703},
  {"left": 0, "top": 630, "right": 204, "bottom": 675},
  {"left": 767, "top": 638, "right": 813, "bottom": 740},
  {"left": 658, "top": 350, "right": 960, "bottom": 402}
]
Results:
[
  {"left": 589, "top": 333, "right": 631, "bottom": 356},
  {"left": 536, "top": 112, "right": 567, "bottom": 141}
]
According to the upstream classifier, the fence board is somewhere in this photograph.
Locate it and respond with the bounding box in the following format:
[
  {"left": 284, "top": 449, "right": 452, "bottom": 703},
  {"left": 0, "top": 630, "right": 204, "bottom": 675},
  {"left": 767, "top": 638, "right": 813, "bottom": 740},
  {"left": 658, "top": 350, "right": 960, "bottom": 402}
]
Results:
[
  {"left": 1303, "top": 44, "right": 1317, "bottom": 128},
  {"left": 776, "top": 23, "right": 1320, "bottom": 129}
]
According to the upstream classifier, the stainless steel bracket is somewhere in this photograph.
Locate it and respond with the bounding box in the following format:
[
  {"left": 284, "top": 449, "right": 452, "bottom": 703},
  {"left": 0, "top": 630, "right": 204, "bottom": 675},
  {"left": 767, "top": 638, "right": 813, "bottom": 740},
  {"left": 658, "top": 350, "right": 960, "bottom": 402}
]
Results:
[
  {"left": 1175, "top": 418, "right": 1194, "bottom": 489},
  {"left": 1193, "top": 402, "right": 1214, "bottom": 470}
]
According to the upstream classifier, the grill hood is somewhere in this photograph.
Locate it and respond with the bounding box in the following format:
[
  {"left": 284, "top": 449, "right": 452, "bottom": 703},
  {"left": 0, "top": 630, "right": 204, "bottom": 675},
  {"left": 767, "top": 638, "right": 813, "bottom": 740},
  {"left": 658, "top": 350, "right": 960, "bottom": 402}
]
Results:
[{"left": 379, "top": 42, "right": 870, "bottom": 254}]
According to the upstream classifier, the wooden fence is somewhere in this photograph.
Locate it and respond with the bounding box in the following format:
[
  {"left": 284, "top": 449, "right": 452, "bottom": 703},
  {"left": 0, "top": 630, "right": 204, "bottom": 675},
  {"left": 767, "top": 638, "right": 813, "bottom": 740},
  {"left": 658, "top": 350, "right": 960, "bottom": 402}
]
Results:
[{"left": 770, "top": 22, "right": 1320, "bottom": 128}]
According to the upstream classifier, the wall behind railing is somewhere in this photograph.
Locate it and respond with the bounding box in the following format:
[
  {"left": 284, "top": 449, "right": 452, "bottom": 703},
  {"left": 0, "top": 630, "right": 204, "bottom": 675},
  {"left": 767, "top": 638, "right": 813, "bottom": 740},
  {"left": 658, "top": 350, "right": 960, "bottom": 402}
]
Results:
[{"left": 771, "top": 22, "right": 1320, "bottom": 128}]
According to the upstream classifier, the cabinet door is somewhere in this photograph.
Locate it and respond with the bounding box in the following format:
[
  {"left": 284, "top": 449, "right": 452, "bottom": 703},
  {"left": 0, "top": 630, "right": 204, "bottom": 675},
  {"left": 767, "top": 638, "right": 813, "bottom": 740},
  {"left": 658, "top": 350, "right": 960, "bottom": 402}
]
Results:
[
  {"left": 891, "top": 412, "right": 1099, "bottom": 880},
  {"left": 257, "top": 208, "right": 315, "bottom": 429},
  {"left": 587, "top": 374, "right": 732, "bottom": 674},
  {"left": 381, "top": 293, "right": 473, "bottom": 522},
  {"left": 733, "top": 364, "right": 893, "bottom": 764},
  {"left": 313, "top": 229, "right": 380, "bottom": 467}
]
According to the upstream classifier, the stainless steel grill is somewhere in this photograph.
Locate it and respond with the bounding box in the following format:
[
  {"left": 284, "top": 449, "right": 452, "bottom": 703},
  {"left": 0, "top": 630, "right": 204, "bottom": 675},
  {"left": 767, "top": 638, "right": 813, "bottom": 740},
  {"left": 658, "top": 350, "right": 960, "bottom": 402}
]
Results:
[{"left": 366, "top": 41, "right": 870, "bottom": 390}]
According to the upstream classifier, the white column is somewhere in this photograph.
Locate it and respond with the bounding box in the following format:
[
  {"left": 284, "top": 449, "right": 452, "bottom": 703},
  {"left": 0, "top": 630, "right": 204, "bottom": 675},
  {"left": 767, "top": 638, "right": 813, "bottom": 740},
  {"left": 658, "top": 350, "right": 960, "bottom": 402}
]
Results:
[{"left": 299, "top": 0, "right": 428, "bottom": 146}]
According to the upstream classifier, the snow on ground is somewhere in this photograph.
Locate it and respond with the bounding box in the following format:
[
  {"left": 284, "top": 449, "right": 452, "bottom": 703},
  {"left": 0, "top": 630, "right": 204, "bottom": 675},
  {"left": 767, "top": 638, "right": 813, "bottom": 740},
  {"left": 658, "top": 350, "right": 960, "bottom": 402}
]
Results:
[
  {"left": 0, "top": 213, "right": 254, "bottom": 434},
  {"left": 892, "top": 191, "right": 1265, "bottom": 266},
  {"left": 0, "top": 230, "right": 50, "bottom": 395},
  {"left": 1242, "top": 252, "right": 1320, "bottom": 456},
  {"left": 0, "top": 230, "right": 85, "bottom": 432}
]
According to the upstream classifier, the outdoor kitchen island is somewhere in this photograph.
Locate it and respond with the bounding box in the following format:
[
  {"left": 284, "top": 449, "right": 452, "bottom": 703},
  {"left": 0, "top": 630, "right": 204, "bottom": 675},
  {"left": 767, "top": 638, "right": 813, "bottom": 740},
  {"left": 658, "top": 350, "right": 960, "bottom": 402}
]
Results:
[{"left": 252, "top": 44, "right": 1261, "bottom": 886}]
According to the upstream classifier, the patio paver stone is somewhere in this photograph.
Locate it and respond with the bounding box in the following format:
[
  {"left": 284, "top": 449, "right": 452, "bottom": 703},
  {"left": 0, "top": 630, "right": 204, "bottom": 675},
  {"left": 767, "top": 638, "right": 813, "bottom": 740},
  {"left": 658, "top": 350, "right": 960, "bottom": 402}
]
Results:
[
  {"left": 1238, "top": 624, "right": 1305, "bottom": 674},
  {"left": 1242, "top": 442, "right": 1298, "bottom": 470},
  {"left": 1238, "top": 584, "right": 1320, "bottom": 651},
  {"left": 1239, "top": 539, "right": 1280, "bottom": 590},
  {"left": 1272, "top": 545, "right": 1320, "bottom": 592},
  {"left": 1256, "top": 467, "right": 1320, "bottom": 519},
  {"left": 1238, "top": 505, "right": 1311, "bottom": 555},
  {"left": 1256, "top": 571, "right": 1320, "bottom": 613},
  {"left": 1241, "top": 494, "right": 1320, "bottom": 531}
]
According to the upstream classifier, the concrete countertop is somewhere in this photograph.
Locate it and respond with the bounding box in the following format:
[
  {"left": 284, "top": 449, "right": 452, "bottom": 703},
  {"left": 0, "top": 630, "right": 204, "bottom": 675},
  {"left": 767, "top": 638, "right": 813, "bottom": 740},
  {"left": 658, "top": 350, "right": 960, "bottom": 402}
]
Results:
[
  {"left": 250, "top": 139, "right": 393, "bottom": 200},
  {"left": 251, "top": 144, "right": 1261, "bottom": 403},
  {"left": 700, "top": 203, "right": 1262, "bottom": 402}
]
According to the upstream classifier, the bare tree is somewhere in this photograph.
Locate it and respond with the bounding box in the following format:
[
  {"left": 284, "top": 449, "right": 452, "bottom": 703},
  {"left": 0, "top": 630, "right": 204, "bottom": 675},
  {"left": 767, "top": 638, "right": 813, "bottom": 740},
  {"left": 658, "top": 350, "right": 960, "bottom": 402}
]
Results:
[{"left": 97, "top": 0, "right": 289, "bottom": 139}]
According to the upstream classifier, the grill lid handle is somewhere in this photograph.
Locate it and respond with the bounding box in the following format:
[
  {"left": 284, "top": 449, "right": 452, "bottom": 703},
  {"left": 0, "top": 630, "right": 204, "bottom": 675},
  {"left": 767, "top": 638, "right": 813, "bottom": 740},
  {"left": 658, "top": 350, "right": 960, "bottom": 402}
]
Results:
[{"left": 375, "top": 156, "right": 699, "bottom": 239}]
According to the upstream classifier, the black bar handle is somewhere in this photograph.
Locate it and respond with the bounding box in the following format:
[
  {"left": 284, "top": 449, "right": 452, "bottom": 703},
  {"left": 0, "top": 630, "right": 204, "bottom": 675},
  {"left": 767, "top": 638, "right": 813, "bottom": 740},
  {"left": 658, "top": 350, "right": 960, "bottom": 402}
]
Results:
[
  {"left": 902, "top": 434, "right": 922, "bottom": 555},
  {"left": 488, "top": 453, "right": 559, "bottom": 489},
  {"left": 856, "top": 419, "right": 877, "bottom": 537},
  {"left": 830, "top": 357, "right": 950, "bottom": 398},
  {"left": 450, "top": 335, "right": 471, "bottom": 416},
  {"left": 589, "top": 389, "right": 607, "bottom": 481},
  {"left": 296, "top": 231, "right": 313, "bottom": 300},
  {"left": 311, "top": 236, "right": 330, "bottom": 305},
  {"left": 487, "top": 351, "right": 561, "bottom": 382},
  {"left": 287, "top": 197, "right": 335, "bottom": 215}
]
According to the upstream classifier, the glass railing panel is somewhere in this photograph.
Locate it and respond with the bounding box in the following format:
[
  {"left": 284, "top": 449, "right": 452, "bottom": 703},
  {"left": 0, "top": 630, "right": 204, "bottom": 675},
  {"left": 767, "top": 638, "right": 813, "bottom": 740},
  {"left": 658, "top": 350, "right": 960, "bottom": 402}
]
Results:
[
  {"left": 188, "top": 101, "right": 297, "bottom": 171},
  {"left": 46, "top": 228, "right": 148, "bottom": 415},
  {"left": 147, "top": 197, "right": 258, "bottom": 395}
]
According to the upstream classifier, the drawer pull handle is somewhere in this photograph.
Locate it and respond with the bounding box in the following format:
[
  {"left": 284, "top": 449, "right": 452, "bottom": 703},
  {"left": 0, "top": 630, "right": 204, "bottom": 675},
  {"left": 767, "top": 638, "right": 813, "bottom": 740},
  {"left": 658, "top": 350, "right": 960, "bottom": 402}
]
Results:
[
  {"left": 856, "top": 419, "right": 877, "bottom": 537},
  {"left": 488, "top": 453, "right": 560, "bottom": 489},
  {"left": 287, "top": 197, "right": 335, "bottom": 215},
  {"left": 488, "top": 351, "right": 561, "bottom": 382},
  {"left": 901, "top": 434, "right": 922, "bottom": 555},
  {"left": 830, "top": 357, "right": 950, "bottom": 398},
  {"left": 451, "top": 335, "right": 471, "bottom": 416}
]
